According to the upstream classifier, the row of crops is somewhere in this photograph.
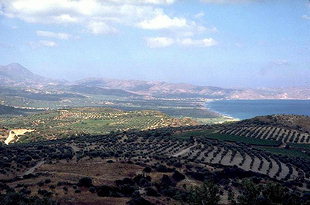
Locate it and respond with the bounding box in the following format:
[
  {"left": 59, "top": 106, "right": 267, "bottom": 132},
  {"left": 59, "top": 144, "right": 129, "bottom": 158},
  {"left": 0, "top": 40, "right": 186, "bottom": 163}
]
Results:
[{"left": 218, "top": 125, "right": 310, "bottom": 144}]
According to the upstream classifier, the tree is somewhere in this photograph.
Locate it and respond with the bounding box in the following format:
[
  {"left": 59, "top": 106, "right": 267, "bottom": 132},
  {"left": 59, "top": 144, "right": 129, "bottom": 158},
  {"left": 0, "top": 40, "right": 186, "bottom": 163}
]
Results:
[
  {"left": 237, "top": 179, "right": 262, "bottom": 205},
  {"left": 188, "top": 182, "right": 220, "bottom": 205}
]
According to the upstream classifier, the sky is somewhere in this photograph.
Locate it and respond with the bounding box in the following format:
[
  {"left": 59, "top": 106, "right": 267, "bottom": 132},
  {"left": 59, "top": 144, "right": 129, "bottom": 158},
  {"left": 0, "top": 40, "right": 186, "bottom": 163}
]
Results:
[{"left": 0, "top": 0, "right": 309, "bottom": 88}]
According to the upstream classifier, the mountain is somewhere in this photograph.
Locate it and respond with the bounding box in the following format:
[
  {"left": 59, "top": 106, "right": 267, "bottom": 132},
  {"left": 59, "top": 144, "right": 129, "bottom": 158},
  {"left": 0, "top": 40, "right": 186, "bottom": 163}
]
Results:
[
  {"left": 74, "top": 78, "right": 237, "bottom": 98},
  {"left": 75, "top": 78, "right": 310, "bottom": 100},
  {"left": 1, "top": 63, "right": 309, "bottom": 100},
  {"left": 0, "top": 63, "right": 58, "bottom": 87}
]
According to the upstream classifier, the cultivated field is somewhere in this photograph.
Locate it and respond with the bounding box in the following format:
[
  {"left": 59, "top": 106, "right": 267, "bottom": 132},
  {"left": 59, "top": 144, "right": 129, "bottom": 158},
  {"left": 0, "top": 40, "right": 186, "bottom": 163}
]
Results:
[
  {"left": 0, "top": 107, "right": 197, "bottom": 143},
  {"left": 0, "top": 122, "right": 309, "bottom": 204}
]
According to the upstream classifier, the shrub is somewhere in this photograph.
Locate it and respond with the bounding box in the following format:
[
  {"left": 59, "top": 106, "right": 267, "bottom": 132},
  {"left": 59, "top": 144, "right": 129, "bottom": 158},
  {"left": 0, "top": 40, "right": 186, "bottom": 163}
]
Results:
[
  {"left": 127, "top": 197, "right": 153, "bottom": 205},
  {"left": 89, "top": 186, "right": 96, "bottom": 193},
  {"left": 172, "top": 171, "right": 185, "bottom": 182},
  {"left": 78, "top": 177, "right": 93, "bottom": 187},
  {"left": 187, "top": 182, "right": 220, "bottom": 205}
]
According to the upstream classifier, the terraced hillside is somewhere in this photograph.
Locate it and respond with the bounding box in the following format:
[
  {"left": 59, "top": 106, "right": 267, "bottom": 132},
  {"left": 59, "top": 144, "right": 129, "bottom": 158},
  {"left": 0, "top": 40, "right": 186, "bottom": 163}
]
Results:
[
  {"left": 0, "top": 107, "right": 197, "bottom": 144},
  {"left": 0, "top": 125, "right": 309, "bottom": 204},
  {"left": 217, "top": 115, "right": 310, "bottom": 144}
]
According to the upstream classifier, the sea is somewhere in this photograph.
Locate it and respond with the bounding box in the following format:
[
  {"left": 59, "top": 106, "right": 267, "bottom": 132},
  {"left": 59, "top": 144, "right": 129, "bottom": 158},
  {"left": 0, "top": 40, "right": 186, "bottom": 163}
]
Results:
[{"left": 205, "top": 100, "right": 310, "bottom": 120}]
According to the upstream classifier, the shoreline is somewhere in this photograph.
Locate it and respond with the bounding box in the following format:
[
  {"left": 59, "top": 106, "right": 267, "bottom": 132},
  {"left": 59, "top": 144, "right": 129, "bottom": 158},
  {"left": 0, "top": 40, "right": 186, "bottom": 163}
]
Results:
[
  {"left": 203, "top": 99, "right": 310, "bottom": 121},
  {"left": 203, "top": 100, "right": 240, "bottom": 123}
]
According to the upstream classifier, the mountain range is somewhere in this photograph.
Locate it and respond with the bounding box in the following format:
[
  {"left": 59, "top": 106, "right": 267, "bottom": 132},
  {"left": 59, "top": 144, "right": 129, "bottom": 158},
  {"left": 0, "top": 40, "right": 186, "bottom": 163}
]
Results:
[{"left": 0, "top": 63, "right": 309, "bottom": 100}]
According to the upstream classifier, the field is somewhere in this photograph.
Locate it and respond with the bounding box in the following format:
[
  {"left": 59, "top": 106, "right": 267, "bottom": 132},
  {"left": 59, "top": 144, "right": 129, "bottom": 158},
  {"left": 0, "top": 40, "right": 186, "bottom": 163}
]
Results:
[
  {"left": 0, "top": 86, "right": 222, "bottom": 122},
  {"left": 172, "top": 130, "right": 281, "bottom": 146},
  {"left": 217, "top": 116, "right": 310, "bottom": 144},
  {"left": 0, "top": 107, "right": 197, "bottom": 143},
  {"left": 254, "top": 146, "right": 310, "bottom": 160},
  {"left": 1, "top": 110, "right": 310, "bottom": 204},
  {"left": 0, "top": 125, "right": 309, "bottom": 204}
]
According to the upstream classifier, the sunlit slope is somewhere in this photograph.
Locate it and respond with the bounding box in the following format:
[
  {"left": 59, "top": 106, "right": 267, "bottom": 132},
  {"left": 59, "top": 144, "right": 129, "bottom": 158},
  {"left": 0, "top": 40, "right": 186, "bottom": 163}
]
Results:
[{"left": 0, "top": 107, "right": 197, "bottom": 143}]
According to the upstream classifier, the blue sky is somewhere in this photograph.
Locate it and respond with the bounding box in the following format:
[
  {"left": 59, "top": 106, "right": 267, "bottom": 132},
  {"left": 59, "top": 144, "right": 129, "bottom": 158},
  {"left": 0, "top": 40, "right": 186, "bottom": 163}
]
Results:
[{"left": 0, "top": 0, "right": 309, "bottom": 88}]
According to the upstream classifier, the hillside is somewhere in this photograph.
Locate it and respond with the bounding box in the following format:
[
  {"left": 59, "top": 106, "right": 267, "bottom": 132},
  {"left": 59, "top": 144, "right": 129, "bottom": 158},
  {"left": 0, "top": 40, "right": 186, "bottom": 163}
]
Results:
[
  {"left": 0, "top": 117, "right": 309, "bottom": 204},
  {"left": 237, "top": 115, "right": 310, "bottom": 133},
  {"left": 217, "top": 114, "right": 310, "bottom": 144},
  {"left": 1, "top": 63, "right": 309, "bottom": 100},
  {"left": 0, "top": 104, "right": 41, "bottom": 116},
  {"left": 0, "top": 63, "right": 57, "bottom": 87},
  {"left": 0, "top": 107, "right": 197, "bottom": 144},
  {"left": 75, "top": 78, "right": 310, "bottom": 100}
]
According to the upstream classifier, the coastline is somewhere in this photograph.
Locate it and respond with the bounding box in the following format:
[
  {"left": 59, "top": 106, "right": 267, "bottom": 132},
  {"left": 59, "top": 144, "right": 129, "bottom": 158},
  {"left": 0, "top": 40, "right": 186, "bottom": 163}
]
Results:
[
  {"left": 203, "top": 99, "right": 310, "bottom": 122},
  {"left": 200, "top": 99, "right": 240, "bottom": 124}
]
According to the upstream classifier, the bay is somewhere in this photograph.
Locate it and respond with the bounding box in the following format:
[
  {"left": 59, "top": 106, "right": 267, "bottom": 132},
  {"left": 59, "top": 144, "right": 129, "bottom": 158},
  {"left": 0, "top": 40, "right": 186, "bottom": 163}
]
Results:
[{"left": 205, "top": 100, "right": 310, "bottom": 120}]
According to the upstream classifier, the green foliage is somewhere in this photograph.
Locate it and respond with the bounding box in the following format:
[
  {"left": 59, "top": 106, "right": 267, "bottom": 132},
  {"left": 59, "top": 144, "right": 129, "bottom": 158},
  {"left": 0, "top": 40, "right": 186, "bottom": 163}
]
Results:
[
  {"left": 262, "top": 182, "right": 285, "bottom": 204},
  {"left": 187, "top": 182, "right": 220, "bottom": 205},
  {"left": 0, "top": 192, "right": 56, "bottom": 205},
  {"left": 237, "top": 179, "right": 305, "bottom": 205},
  {"left": 173, "top": 130, "right": 280, "bottom": 146},
  {"left": 255, "top": 146, "right": 310, "bottom": 159},
  {"left": 237, "top": 179, "right": 263, "bottom": 205},
  {"left": 0, "top": 107, "right": 196, "bottom": 142},
  {"left": 207, "top": 133, "right": 280, "bottom": 146}
]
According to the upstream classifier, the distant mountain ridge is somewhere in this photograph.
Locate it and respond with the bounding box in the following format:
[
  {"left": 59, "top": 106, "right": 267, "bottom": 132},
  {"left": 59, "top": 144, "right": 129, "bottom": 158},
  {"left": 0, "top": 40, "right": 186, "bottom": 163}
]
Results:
[
  {"left": 75, "top": 78, "right": 310, "bottom": 100},
  {"left": 0, "top": 63, "right": 58, "bottom": 87},
  {"left": 0, "top": 63, "right": 309, "bottom": 100}
]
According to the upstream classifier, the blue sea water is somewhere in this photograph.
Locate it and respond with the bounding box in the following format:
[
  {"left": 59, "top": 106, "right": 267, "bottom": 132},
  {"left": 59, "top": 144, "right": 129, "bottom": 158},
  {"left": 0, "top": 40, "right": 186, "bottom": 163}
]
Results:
[{"left": 205, "top": 100, "right": 310, "bottom": 120}]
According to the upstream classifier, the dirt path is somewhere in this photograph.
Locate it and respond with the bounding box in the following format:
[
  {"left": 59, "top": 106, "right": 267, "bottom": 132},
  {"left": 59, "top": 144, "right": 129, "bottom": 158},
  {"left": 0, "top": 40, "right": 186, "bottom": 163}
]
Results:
[
  {"left": 22, "top": 161, "right": 45, "bottom": 176},
  {"left": 5, "top": 129, "right": 34, "bottom": 145}
]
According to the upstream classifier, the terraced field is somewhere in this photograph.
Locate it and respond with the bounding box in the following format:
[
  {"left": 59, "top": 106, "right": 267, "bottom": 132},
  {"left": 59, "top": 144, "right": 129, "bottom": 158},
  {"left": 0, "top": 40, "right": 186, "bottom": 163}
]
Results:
[
  {"left": 1, "top": 126, "right": 308, "bottom": 182},
  {"left": 0, "top": 123, "right": 309, "bottom": 204},
  {"left": 218, "top": 125, "right": 310, "bottom": 144},
  {"left": 215, "top": 115, "right": 310, "bottom": 145}
]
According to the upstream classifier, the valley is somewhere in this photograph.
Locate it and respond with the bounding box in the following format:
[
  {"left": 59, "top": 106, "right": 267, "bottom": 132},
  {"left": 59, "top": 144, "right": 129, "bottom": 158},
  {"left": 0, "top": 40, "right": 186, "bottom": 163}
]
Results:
[
  {"left": 0, "top": 115, "right": 309, "bottom": 204},
  {"left": 0, "top": 107, "right": 197, "bottom": 144},
  {"left": 0, "top": 63, "right": 309, "bottom": 204}
]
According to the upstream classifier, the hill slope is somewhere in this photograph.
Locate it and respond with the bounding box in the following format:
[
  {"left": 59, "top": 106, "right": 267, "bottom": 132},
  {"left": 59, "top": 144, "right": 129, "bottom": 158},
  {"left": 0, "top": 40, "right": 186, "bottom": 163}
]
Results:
[
  {"left": 0, "top": 63, "right": 58, "bottom": 87},
  {"left": 0, "top": 107, "right": 197, "bottom": 143},
  {"left": 217, "top": 114, "right": 310, "bottom": 144},
  {"left": 1, "top": 63, "right": 309, "bottom": 100},
  {"left": 75, "top": 78, "right": 310, "bottom": 99}
]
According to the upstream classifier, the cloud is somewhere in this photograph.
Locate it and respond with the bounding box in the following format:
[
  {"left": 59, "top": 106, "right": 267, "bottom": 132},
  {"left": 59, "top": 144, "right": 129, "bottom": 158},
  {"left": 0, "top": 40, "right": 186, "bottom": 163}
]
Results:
[
  {"left": 87, "top": 21, "right": 118, "bottom": 34},
  {"left": 1, "top": 0, "right": 217, "bottom": 47},
  {"left": 108, "top": 0, "right": 176, "bottom": 4},
  {"left": 0, "top": 0, "right": 175, "bottom": 29},
  {"left": 146, "top": 37, "right": 174, "bottom": 48},
  {"left": 302, "top": 14, "right": 310, "bottom": 20},
  {"left": 39, "top": 40, "right": 57, "bottom": 47},
  {"left": 201, "top": 0, "right": 257, "bottom": 3},
  {"left": 28, "top": 40, "right": 57, "bottom": 48},
  {"left": 194, "top": 12, "right": 205, "bottom": 19},
  {"left": 138, "top": 12, "right": 187, "bottom": 30},
  {"left": 0, "top": 0, "right": 208, "bottom": 36},
  {"left": 179, "top": 38, "right": 218, "bottom": 47},
  {"left": 146, "top": 37, "right": 217, "bottom": 48},
  {"left": 137, "top": 10, "right": 212, "bottom": 37},
  {"left": 36, "top": 30, "right": 72, "bottom": 39},
  {"left": 271, "top": 59, "right": 290, "bottom": 66}
]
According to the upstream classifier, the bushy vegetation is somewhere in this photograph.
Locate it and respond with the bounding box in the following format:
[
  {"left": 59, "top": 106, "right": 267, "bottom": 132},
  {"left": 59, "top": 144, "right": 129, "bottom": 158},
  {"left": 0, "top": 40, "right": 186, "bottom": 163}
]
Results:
[
  {"left": 0, "top": 107, "right": 196, "bottom": 143},
  {"left": 0, "top": 117, "right": 309, "bottom": 204}
]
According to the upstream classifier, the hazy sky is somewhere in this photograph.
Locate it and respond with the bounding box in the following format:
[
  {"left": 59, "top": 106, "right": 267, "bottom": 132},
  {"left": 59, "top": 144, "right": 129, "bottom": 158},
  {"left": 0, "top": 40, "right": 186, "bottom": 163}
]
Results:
[{"left": 0, "top": 0, "right": 309, "bottom": 88}]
